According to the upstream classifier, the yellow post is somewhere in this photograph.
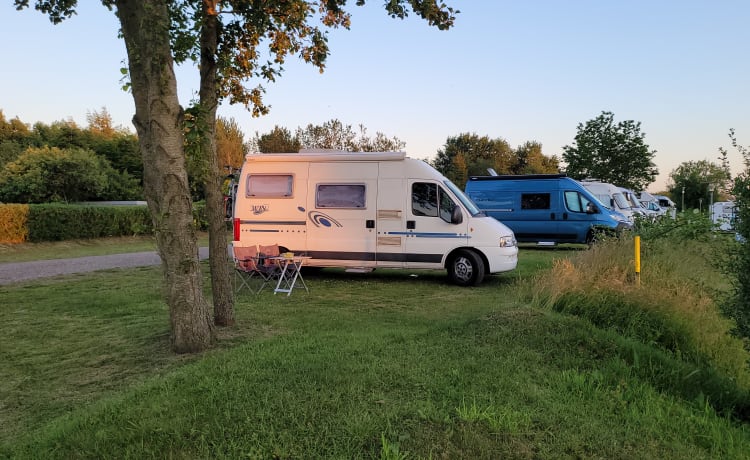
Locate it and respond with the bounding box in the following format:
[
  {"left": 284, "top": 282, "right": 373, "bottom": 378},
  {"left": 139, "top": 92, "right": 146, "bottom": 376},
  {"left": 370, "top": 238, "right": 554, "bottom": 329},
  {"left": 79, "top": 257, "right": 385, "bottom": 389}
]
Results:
[{"left": 634, "top": 235, "right": 641, "bottom": 286}]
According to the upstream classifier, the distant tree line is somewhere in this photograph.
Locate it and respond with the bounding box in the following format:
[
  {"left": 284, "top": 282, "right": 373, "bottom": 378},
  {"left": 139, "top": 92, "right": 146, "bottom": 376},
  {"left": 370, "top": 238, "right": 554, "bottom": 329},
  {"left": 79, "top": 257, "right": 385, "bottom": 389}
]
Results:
[
  {"left": 249, "top": 119, "right": 406, "bottom": 153},
  {"left": 432, "top": 133, "right": 560, "bottom": 188}
]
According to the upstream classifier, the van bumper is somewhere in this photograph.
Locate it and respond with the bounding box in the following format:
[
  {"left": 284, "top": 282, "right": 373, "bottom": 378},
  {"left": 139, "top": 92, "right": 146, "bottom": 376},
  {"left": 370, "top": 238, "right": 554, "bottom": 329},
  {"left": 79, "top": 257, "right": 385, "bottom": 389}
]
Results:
[{"left": 482, "top": 246, "right": 519, "bottom": 274}]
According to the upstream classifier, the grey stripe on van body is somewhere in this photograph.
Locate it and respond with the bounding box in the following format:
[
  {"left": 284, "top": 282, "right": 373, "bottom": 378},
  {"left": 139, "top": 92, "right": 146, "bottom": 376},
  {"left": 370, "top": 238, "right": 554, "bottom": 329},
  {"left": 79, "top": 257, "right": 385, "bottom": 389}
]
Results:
[{"left": 302, "top": 251, "right": 442, "bottom": 264}]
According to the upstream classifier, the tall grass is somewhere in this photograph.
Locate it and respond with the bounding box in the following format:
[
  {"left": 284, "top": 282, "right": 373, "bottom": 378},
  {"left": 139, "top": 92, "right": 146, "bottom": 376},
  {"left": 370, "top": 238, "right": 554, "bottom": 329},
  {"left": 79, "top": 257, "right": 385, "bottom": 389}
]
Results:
[{"left": 528, "top": 235, "right": 750, "bottom": 415}]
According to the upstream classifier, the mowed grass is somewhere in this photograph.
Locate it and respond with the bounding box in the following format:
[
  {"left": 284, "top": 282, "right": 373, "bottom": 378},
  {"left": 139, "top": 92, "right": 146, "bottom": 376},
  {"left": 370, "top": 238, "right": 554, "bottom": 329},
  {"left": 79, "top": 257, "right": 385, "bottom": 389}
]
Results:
[
  {"left": 0, "top": 233, "right": 210, "bottom": 263},
  {"left": 1, "top": 245, "right": 749, "bottom": 458}
]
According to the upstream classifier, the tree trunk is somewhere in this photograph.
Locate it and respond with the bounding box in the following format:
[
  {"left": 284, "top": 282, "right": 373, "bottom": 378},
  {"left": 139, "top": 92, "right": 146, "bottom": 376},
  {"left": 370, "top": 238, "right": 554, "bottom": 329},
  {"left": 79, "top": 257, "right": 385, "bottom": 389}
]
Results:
[
  {"left": 115, "top": 0, "right": 215, "bottom": 353},
  {"left": 200, "top": 2, "right": 236, "bottom": 327}
]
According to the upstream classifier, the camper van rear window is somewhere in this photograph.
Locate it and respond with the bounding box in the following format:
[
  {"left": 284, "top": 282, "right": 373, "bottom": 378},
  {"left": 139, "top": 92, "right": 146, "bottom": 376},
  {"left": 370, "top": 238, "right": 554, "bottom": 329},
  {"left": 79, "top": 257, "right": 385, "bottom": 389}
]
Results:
[
  {"left": 316, "top": 184, "right": 366, "bottom": 208},
  {"left": 521, "top": 193, "right": 550, "bottom": 210},
  {"left": 247, "top": 174, "right": 293, "bottom": 197}
]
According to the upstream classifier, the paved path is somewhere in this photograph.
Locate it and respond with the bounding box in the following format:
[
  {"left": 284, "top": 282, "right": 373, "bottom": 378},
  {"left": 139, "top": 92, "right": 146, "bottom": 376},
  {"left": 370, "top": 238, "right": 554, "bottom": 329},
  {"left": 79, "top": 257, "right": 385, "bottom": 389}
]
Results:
[{"left": 0, "top": 247, "right": 210, "bottom": 285}]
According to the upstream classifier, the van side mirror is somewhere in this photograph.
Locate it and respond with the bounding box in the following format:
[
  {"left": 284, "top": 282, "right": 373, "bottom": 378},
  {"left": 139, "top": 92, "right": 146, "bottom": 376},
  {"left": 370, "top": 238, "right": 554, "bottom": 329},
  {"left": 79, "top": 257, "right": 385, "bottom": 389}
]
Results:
[
  {"left": 586, "top": 202, "right": 598, "bottom": 214},
  {"left": 451, "top": 206, "right": 463, "bottom": 224}
]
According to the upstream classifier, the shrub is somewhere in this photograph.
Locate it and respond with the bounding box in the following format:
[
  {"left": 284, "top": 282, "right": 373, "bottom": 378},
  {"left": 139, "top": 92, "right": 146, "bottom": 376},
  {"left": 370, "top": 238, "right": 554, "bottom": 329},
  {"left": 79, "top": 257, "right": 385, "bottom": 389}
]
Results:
[
  {"left": 0, "top": 146, "right": 142, "bottom": 203},
  {"left": 725, "top": 161, "right": 750, "bottom": 341},
  {"left": 26, "top": 204, "right": 153, "bottom": 241},
  {"left": 0, "top": 204, "right": 29, "bottom": 243}
]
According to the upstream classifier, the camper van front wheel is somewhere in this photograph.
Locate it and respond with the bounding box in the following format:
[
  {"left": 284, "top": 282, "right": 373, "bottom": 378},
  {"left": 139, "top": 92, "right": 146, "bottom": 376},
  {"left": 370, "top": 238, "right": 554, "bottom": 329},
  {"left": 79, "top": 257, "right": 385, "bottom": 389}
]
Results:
[{"left": 448, "top": 249, "right": 485, "bottom": 287}]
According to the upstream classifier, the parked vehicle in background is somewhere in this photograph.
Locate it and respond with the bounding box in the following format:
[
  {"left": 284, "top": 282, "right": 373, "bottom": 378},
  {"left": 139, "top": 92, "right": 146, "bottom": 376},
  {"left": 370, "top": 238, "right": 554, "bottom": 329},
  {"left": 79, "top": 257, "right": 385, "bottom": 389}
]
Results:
[
  {"left": 619, "top": 187, "right": 653, "bottom": 220},
  {"left": 653, "top": 194, "right": 677, "bottom": 218},
  {"left": 580, "top": 179, "right": 637, "bottom": 222},
  {"left": 712, "top": 201, "right": 737, "bottom": 231},
  {"left": 642, "top": 200, "right": 666, "bottom": 216},
  {"left": 638, "top": 191, "right": 667, "bottom": 218},
  {"left": 465, "top": 174, "right": 632, "bottom": 245},
  {"left": 232, "top": 151, "right": 518, "bottom": 286}
]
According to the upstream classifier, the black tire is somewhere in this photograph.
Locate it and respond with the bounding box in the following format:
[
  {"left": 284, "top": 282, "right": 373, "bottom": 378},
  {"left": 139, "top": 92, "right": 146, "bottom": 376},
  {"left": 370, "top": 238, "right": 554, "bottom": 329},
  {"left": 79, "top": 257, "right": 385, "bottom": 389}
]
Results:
[{"left": 447, "top": 249, "right": 485, "bottom": 287}]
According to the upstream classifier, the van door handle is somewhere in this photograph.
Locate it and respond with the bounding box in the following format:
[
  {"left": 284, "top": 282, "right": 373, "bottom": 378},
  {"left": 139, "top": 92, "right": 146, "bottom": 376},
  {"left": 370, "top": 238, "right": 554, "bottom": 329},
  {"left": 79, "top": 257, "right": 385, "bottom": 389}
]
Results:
[
  {"left": 563, "top": 212, "right": 568, "bottom": 220},
  {"left": 550, "top": 213, "right": 555, "bottom": 220},
  {"left": 366, "top": 220, "right": 375, "bottom": 229},
  {"left": 407, "top": 220, "right": 415, "bottom": 229}
]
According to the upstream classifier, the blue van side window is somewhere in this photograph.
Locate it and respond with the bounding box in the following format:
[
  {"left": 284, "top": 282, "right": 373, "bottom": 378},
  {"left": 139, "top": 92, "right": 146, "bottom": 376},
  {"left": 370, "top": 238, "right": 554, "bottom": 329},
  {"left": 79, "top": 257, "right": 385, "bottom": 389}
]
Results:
[
  {"left": 521, "top": 193, "right": 550, "bottom": 210},
  {"left": 565, "top": 191, "right": 594, "bottom": 213}
]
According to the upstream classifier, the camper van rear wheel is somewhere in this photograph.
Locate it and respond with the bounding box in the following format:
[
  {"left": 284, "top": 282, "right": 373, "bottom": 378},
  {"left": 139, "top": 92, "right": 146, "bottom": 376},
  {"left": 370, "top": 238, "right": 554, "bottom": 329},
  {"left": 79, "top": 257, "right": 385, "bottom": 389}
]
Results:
[{"left": 448, "top": 249, "right": 485, "bottom": 287}]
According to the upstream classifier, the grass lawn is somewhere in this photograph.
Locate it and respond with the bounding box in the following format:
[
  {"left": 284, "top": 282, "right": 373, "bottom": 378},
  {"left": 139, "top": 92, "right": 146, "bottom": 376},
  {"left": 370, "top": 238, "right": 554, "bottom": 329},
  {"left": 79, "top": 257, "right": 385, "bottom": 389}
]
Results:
[
  {"left": 1, "top": 246, "right": 749, "bottom": 459},
  {"left": 0, "top": 233, "right": 211, "bottom": 263}
]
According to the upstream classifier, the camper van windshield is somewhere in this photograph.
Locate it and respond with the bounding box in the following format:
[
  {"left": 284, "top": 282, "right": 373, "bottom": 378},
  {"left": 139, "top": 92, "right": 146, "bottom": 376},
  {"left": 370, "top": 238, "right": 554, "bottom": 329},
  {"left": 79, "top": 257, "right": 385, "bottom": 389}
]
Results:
[
  {"left": 613, "top": 193, "right": 630, "bottom": 209},
  {"left": 444, "top": 180, "right": 482, "bottom": 216}
]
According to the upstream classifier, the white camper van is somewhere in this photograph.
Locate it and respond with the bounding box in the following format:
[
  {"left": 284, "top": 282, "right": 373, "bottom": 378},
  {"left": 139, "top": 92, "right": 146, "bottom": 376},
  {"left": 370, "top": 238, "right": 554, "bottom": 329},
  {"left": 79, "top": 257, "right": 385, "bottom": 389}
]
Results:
[
  {"left": 712, "top": 201, "right": 736, "bottom": 231},
  {"left": 232, "top": 151, "right": 518, "bottom": 286},
  {"left": 580, "top": 180, "right": 637, "bottom": 221}
]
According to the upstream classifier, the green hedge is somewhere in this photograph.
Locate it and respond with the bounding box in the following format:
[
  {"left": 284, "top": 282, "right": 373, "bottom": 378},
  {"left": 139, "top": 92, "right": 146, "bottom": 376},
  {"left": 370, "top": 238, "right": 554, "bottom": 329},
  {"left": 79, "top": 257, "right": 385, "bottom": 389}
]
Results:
[
  {"left": 26, "top": 204, "right": 154, "bottom": 242},
  {"left": 0, "top": 202, "right": 212, "bottom": 243}
]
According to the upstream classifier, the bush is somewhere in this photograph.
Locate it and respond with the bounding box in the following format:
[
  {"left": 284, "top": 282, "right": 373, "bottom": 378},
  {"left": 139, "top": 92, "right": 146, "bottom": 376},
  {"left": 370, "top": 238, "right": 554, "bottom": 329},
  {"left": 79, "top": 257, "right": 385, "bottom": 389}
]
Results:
[
  {"left": 0, "top": 146, "right": 142, "bottom": 203},
  {"left": 725, "top": 168, "right": 750, "bottom": 342},
  {"left": 0, "top": 204, "right": 30, "bottom": 243},
  {"left": 26, "top": 204, "right": 153, "bottom": 241},
  {"left": 1, "top": 202, "right": 213, "bottom": 243},
  {"left": 633, "top": 211, "right": 714, "bottom": 242}
]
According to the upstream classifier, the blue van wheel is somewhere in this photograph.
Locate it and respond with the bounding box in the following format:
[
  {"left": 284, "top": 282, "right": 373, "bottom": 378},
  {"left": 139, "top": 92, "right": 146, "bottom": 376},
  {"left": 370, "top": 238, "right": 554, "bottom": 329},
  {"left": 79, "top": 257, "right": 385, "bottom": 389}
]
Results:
[{"left": 448, "top": 249, "right": 485, "bottom": 286}]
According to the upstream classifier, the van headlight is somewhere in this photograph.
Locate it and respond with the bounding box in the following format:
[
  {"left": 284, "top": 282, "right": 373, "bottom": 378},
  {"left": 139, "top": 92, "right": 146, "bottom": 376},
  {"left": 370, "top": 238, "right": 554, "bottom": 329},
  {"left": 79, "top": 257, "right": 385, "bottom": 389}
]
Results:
[{"left": 499, "top": 235, "right": 517, "bottom": 247}]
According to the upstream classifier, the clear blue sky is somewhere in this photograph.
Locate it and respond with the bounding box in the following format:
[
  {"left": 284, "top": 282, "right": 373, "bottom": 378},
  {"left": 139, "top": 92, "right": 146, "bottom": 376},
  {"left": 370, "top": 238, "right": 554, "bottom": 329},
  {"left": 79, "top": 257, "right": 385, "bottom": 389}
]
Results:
[{"left": 2, "top": 1, "right": 749, "bottom": 192}]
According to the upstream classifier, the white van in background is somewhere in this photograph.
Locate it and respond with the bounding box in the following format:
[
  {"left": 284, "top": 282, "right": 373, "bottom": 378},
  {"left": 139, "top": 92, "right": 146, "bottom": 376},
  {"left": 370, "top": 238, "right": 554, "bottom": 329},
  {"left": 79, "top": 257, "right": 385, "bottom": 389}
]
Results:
[
  {"left": 232, "top": 151, "right": 518, "bottom": 286},
  {"left": 619, "top": 187, "right": 653, "bottom": 220},
  {"left": 712, "top": 201, "right": 737, "bottom": 231},
  {"left": 580, "top": 180, "right": 638, "bottom": 222},
  {"left": 638, "top": 191, "right": 667, "bottom": 218}
]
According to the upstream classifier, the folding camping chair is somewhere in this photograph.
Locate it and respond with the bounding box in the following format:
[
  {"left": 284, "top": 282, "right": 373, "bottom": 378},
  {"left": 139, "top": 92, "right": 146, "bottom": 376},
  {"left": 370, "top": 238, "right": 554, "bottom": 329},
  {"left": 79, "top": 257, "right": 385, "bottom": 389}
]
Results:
[
  {"left": 256, "top": 243, "right": 282, "bottom": 293},
  {"left": 232, "top": 244, "right": 262, "bottom": 294}
]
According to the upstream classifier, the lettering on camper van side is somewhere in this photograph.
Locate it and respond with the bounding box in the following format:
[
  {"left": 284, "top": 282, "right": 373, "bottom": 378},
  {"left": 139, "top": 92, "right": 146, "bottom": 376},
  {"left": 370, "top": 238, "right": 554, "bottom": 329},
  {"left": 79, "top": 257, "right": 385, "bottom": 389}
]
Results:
[{"left": 252, "top": 204, "right": 269, "bottom": 215}]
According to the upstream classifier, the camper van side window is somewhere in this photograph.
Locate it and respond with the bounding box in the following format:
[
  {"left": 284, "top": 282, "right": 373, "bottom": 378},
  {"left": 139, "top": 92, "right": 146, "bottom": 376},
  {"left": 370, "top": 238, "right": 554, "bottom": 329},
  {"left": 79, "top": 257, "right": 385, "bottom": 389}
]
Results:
[
  {"left": 439, "top": 188, "right": 457, "bottom": 222},
  {"left": 521, "top": 193, "right": 550, "bottom": 210},
  {"left": 564, "top": 191, "right": 594, "bottom": 213},
  {"left": 316, "top": 184, "right": 366, "bottom": 208},
  {"left": 247, "top": 174, "right": 293, "bottom": 197},
  {"left": 412, "top": 183, "right": 438, "bottom": 217}
]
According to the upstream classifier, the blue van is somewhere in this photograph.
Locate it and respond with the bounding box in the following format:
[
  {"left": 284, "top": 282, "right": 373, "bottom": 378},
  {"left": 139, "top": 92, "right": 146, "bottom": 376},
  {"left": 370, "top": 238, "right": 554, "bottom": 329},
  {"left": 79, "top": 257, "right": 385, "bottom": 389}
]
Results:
[{"left": 465, "top": 174, "right": 631, "bottom": 244}]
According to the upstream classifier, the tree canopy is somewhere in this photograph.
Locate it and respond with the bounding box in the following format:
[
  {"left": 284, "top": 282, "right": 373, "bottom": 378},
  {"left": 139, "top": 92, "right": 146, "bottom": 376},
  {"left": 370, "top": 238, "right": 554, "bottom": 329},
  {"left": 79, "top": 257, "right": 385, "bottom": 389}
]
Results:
[
  {"left": 432, "top": 133, "right": 560, "bottom": 188},
  {"left": 667, "top": 159, "right": 730, "bottom": 210},
  {"left": 0, "top": 110, "right": 144, "bottom": 202},
  {"left": 562, "top": 111, "right": 658, "bottom": 191},
  {"left": 254, "top": 126, "right": 301, "bottom": 154},
  {"left": 250, "top": 119, "right": 405, "bottom": 153}
]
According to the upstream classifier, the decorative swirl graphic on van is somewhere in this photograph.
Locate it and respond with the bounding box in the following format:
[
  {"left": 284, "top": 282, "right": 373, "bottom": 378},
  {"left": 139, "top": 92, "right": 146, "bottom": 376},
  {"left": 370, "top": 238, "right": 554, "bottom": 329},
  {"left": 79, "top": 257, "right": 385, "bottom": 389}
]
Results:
[{"left": 308, "top": 211, "right": 342, "bottom": 228}]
